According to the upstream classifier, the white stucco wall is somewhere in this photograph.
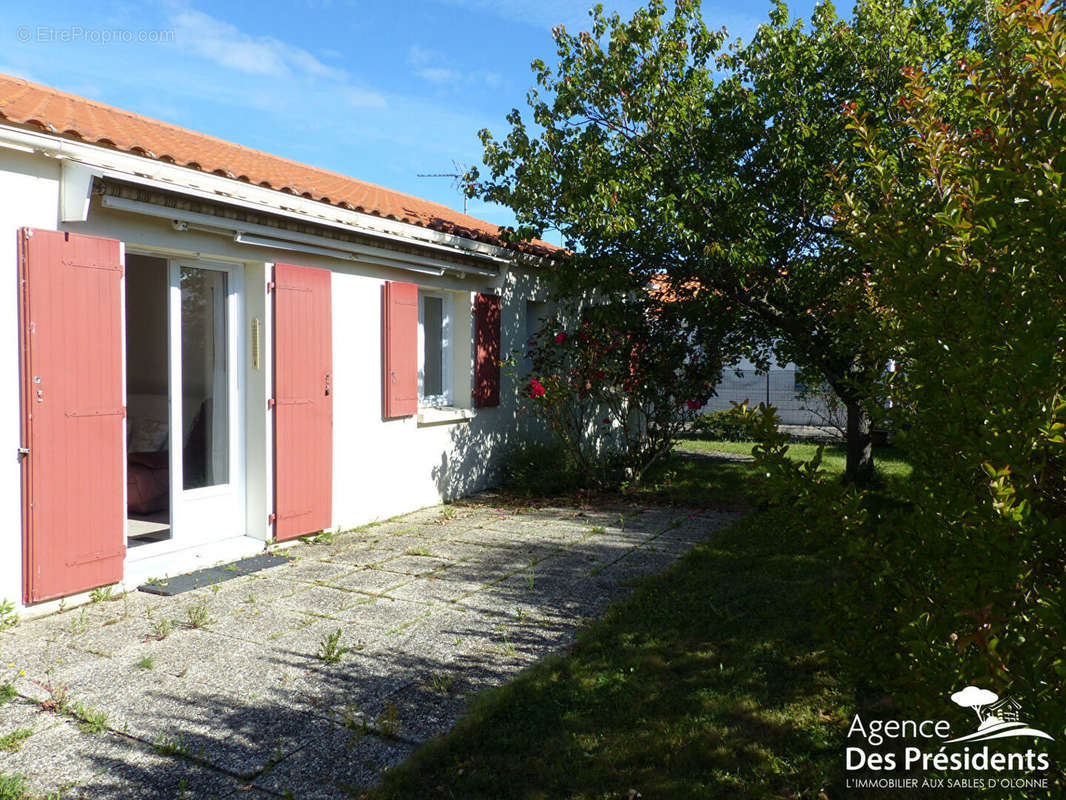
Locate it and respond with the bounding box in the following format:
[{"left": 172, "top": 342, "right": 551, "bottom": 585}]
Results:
[
  {"left": 0, "top": 150, "right": 60, "bottom": 612},
  {"left": 0, "top": 153, "right": 551, "bottom": 610},
  {"left": 330, "top": 267, "right": 538, "bottom": 529}
]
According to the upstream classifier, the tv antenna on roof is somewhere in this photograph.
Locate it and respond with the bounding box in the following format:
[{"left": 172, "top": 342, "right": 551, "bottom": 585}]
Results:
[{"left": 417, "top": 160, "right": 471, "bottom": 214}]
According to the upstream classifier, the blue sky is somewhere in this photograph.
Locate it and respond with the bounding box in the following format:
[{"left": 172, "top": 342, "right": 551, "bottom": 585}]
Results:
[{"left": 1, "top": 0, "right": 819, "bottom": 242}]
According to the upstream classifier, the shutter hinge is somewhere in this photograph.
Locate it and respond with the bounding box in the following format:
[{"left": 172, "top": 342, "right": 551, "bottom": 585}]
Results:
[
  {"left": 268, "top": 512, "right": 277, "bottom": 525},
  {"left": 267, "top": 398, "right": 276, "bottom": 410},
  {"left": 267, "top": 281, "right": 276, "bottom": 293}
]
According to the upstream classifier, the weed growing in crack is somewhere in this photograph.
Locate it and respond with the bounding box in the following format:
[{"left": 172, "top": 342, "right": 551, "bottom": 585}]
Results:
[
  {"left": 317, "top": 628, "right": 348, "bottom": 664},
  {"left": 375, "top": 701, "right": 400, "bottom": 738},
  {"left": 0, "top": 728, "right": 32, "bottom": 752},
  {"left": 185, "top": 597, "right": 213, "bottom": 629},
  {"left": 428, "top": 672, "right": 455, "bottom": 695},
  {"left": 148, "top": 617, "right": 174, "bottom": 641},
  {"left": 68, "top": 608, "right": 90, "bottom": 636},
  {"left": 260, "top": 737, "right": 285, "bottom": 775},
  {"left": 0, "top": 771, "right": 29, "bottom": 798},
  {"left": 68, "top": 701, "right": 108, "bottom": 733},
  {"left": 500, "top": 639, "right": 517, "bottom": 656},
  {"left": 340, "top": 704, "right": 369, "bottom": 735},
  {"left": 0, "top": 598, "right": 17, "bottom": 631},
  {"left": 89, "top": 586, "right": 117, "bottom": 604},
  {"left": 135, "top": 656, "right": 155, "bottom": 671},
  {"left": 34, "top": 681, "right": 69, "bottom": 714},
  {"left": 154, "top": 732, "right": 189, "bottom": 757},
  {"left": 33, "top": 681, "right": 107, "bottom": 733}
]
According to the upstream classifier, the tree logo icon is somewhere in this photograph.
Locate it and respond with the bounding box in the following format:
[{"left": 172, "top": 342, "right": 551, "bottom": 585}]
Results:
[{"left": 946, "top": 685, "right": 1053, "bottom": 744}]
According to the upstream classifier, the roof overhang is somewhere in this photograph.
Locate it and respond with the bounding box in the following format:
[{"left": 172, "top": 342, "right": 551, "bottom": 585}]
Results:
[{"left": 0, "top": 121, "right": 553, "bottom": 276}]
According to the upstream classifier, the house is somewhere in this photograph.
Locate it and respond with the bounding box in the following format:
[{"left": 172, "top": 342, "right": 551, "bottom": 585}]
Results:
[{"left": 0, "top": 75, "right": 559, "bottom": 618}]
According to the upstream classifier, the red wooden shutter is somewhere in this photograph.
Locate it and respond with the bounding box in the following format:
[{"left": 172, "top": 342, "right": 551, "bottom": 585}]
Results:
[
  {"left": 474, "top": 293, "right": 501, "bottom": 408},
  {"left": 383, "top": 281, "right": 418, "bottom": 418},
  {"left": 273, "top": 263, "right": 333, "bottom": 541},
  {"left": 19, "top": 228, "right": 125, "bottom": 603}
]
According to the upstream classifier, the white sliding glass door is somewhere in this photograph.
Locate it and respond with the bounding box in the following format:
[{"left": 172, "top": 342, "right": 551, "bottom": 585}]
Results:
[{"left": 168, "top": 261, "right": 245, "bottom": 544}]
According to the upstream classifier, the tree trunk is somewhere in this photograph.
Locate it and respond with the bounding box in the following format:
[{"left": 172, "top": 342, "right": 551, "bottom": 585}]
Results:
[{"left": 845, "top": 399, "right": 874, "bottom": 485}]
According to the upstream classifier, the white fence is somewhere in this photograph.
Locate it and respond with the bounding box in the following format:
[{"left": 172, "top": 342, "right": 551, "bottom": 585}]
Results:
[{"left": 701, "top": 367, "right": 835, "bottom": 427}]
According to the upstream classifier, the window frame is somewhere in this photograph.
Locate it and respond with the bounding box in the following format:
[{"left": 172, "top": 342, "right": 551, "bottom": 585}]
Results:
[{"left": 417, "top": 289, "right": 454, "bottom": 408}]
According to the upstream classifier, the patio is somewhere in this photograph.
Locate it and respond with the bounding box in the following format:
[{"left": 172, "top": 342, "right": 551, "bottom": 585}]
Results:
[{"left": 0, "top": 496, "right": 737, "bottom": 799}]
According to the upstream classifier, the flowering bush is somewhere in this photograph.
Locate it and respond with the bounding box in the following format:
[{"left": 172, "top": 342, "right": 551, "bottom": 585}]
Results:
[{"left": 516, "top": 301, "right": 722, "bottom": 486}]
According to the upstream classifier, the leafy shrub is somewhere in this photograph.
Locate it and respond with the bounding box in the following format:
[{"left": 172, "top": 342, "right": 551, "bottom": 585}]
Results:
[
  {"left": 516, "top": 300, "right": 720, "bottom": 487},
  {"left": 690, "top": 408, "right": 749, "bottom": 442},
  {"left": 499, "top": 440, "right": 585, "bottom": 497},
  {"left": 808, "top": 3, "right": 1066, "bottom": 782}
]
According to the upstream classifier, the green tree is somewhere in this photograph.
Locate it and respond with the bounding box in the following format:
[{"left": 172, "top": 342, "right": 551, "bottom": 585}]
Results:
[
  {"left": 838, "top": 0, "right": 1066, "bottom": 737},
  {"left": 470, "top": 0, "right": 983, "bottom": 483}
]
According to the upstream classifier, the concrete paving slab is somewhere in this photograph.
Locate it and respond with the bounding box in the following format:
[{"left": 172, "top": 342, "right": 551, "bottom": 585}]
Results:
[
  {"left": 338, "top": 596, "right": 433, "bottom": 633},
  {"left": 90, "top": 672, "right": 318, "bottom": 779},
  {"left": 273, "top": 558, "right": 356, "bottom": 585},
  {"left": 1, "top": 494, "right": 723, "bottom": 797},
  {"left": 290, "top": 652, "right": 414, "bottom": 723},
  {"left": 321, "top": 566, "right": 412, "bottom": 595},
  {"left": 268, "top": 616, "right": 378, "bottom": 663},
  {"left": 325, "top": 545, "right": 385, "bottom": 567},
  {"left": 374, "top": 554, "right": 452, "bottom": 577},
  {"left": 206, "top": 603, "right": 316, "bottom": 644},
  {"left": 142, "top": 634, "right": 311, "bottom": 703},
  {"left": 59, "top": 734, "right": 239, "bottom": 800},
  {"left": 252, "top": 725, "right": 413, "bottom": 799},
  {"left": 425, "top": 539, "right": 492, "bottom": 561},
  {"left": 383, "top": 576, "right": 484, "bottom": 605},
  {"left": 0, "top": 720, "right": 239, "bottom": 799},
  {"left": 278, "top": 583, "right": 364, "bottom": 618},
  {"left": 0, "top": 696, "right": 59, "bottom": 738}
]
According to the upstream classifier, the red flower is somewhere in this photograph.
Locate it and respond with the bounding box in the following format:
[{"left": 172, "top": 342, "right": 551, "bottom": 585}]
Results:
[
  {"left": 595, "top": 370, "right": 605, "bottom": 379},
  {"left": 529, "top": 378, "right": 546, "bottom": 398},
  {"left": 554, "top": 332, "right": 567, "bottom": 344},
  {"left": 686, "top": 399, "right": 702, "bottom": 411},
  {"left": 602, "top": 417, "right": 611, "bottom": 424}
]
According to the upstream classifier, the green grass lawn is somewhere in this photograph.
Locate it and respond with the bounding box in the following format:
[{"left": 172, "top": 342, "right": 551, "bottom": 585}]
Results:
[
  {"left": 613, "top": 437, "right": 910, "bottom": 510},
  {"left": 675, "top": 437, "right": 912, "bottom": 483},
  {"left": 366, "top": 440, "right": 874, "bottom": 800}
]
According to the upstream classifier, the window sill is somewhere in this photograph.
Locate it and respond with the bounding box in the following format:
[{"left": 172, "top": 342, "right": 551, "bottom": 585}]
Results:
[{"left": 417, "top": 406, "right": 474, "bottom": 426}]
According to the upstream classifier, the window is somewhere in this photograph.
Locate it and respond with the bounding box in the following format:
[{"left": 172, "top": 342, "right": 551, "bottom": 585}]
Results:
[
  {"left": 418, "top": 290, "right": 453, "bottom": 406},
  {"left": 523, "top": 300, "right": 551, "bottom": 376}
]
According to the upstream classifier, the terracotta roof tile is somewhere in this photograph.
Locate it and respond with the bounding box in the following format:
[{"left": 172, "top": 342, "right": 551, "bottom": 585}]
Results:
[{"left": 0, "top": 74, "right": 557, "bottom": 256}]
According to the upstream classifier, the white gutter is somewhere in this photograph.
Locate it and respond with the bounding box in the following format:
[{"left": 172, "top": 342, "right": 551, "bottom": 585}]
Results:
[
  {"left": 232, "top": 234, "right": 444, "bottom": 277},
  {"left": 100, "top": 195, "right": 496, "bottom": 277},
  {"left": 0, "top": 122, "right": 522, "bottom": 264}
]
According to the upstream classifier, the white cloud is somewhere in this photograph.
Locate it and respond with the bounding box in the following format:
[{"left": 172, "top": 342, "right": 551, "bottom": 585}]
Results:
[
  {"left": 407, "top": 44, "right": 503, "bottom": 90},
  {"left": 436, "top": 0, "right": 644, "bottom": 31},
  {"left": 415, "top": 66, "right": 463, "bottom": 85},
  {"left": 171, "top": 9, "right": 348, "bottom": 81},
  {"left": 342, "top": 86, "right": 387, "bottom": 108},
  {"left": 407, "top": 44, "right": 439, "bottom": 67}
]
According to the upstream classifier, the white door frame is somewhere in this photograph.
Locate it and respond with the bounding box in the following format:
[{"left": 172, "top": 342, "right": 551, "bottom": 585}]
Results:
[{"left": 167, "top": 258, "right": 246, "bottom": 547}]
